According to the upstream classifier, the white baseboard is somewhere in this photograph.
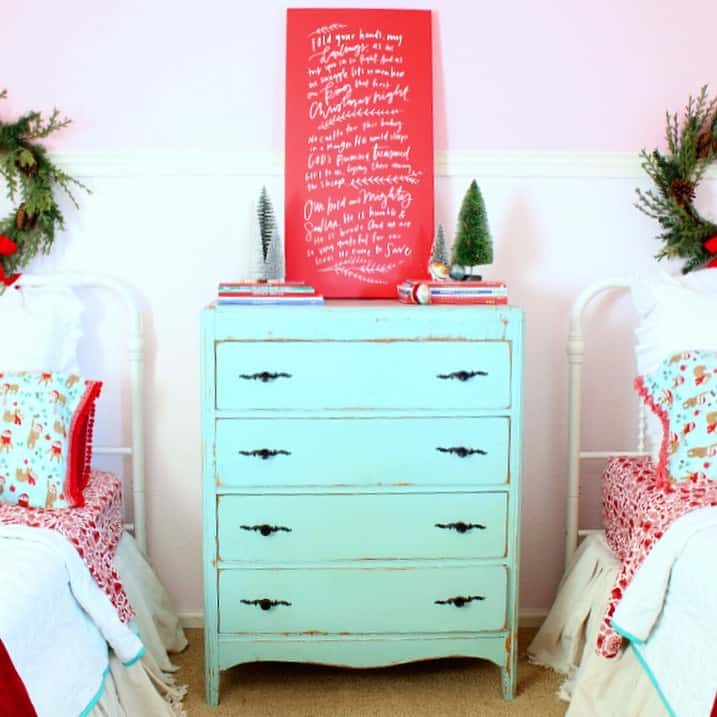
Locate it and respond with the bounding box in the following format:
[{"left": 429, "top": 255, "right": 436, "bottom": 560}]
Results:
[
  {"left": 178, "top": 612, "right": 204, "bottom": 629},
  {"left": 178, "top": 609, "right": 548, "bottom": 631},
  {"left": 518, "top": 609, "right": 548, "bottom": 629}
]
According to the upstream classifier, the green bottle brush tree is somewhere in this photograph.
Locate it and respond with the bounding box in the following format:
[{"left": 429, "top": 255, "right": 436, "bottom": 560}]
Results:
[{"left": 450, "top": 179, "right": 493, "bottom": 280}]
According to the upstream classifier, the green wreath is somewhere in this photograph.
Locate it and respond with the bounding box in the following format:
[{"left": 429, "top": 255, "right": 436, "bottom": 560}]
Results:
[
  {"left": 636, "top": 86, "right": 717, "bottom": 273},
  {"left": 0, "top": 89, "right": 88, "bottom": 286}
]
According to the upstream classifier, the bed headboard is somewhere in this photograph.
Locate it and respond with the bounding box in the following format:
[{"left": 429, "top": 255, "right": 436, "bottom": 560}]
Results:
[
  {"left": 565, "top": 277, "right": 649, "bottom": 569},
  {"left": 16, "top": 273, "right": 146, "bottom": 554}
]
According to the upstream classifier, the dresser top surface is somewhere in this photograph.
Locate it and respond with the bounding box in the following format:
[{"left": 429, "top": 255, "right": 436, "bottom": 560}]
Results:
[{"left": 206, "top": 299, "right": 522, "bottom": 312}]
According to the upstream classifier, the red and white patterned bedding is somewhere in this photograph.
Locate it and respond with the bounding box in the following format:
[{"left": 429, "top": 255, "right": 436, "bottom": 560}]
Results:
[
  {"left": 598, "top": 456, "right": 717, "bottom": 657},
  {"left": 0, "top": 470, "right": 133, "bottom": 623}
]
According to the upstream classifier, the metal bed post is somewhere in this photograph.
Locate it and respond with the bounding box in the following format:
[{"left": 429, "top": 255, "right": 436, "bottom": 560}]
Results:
[
  {"left": 16, "top": 274, "right": 147, "bottom": 554},
  {"left": 565, "top": 278, "right": 637, "bottom": 570}
]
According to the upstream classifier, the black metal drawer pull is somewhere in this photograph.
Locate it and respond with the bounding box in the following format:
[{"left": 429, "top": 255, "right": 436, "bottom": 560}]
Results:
[
  {"left": 239, "top": 371, "right": 291, "bottom": 382},
  {"left": 436, "top": 446, "right": 487, "bottom": 458},
  {"left": 240, "top": 524, "right": 292, "bottom": 537},
  {"left": 239, "top": 448, "right": 291, "bottom": 460},
  {"left": 436, "top": 370, "right": 488, "bottom": 382},
  {"left": 435, "top": 521, "right": 486, "bottom": 533},
  {"left": 435, "top": 595, "right": 485, "bottom": 607},
  {"left": 241, "top": 598, "right": 291, "bottom": 611}
]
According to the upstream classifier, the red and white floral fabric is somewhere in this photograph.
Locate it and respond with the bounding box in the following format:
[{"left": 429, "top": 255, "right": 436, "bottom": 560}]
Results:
[
  {"left": 598, "top": 455, "right": 717, "bottom": 657},
  {"left": 0, "top": 470, "right": 133, "bottom": 623}
]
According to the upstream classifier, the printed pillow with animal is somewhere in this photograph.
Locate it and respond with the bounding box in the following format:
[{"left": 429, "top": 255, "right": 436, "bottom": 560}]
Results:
[
  {"left": 0, "top": 372, "right": 102, "bottom": 508},
  {"left": 635, "top": 350, "right": 717, "bottom": 487}
]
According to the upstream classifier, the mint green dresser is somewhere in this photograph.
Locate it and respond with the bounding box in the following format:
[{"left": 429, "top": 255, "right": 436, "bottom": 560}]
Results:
[{"left": 200, "top": 301, "right": 524, "bottom": 705}]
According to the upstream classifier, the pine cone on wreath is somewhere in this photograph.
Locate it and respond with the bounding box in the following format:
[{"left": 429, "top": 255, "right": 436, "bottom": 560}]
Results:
[
  {"left": 697, "top": 132, "right": 711, "bottom": 159},
  {"left": 696, "top": 111, "right": 717, "bottom": 158},
  {"left": 15, "top": 205, "right": 36, "bottom": 231},
  {"left": 15, "top": 157, "right": 38, "bottom": 177},
  {"left": 669, "top": 178, "right": 696, "bottom": 206}
]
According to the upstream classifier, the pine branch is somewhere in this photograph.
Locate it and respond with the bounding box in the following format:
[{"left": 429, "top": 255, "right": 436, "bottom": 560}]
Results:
[
  {"left": 665, "top": 111, "right": 679, "bottom": 156},
  {"left": 25, "top": 109, "right": 73, "bottom": 140}
]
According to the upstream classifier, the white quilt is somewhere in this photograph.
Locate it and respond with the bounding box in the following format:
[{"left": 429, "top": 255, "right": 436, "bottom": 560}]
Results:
[
  {"left": 612, "top": 506, "right": 717, "bottom": 717},
  {"left": 0, "top": 526, "right": 144, "bottom": 717}
]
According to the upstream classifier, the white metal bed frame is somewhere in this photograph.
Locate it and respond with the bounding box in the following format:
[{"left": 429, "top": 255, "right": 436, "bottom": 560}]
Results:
[
  {"left": 565, "top": 277, "right": 649, "bottom": 569},
  {"left": 16, "top": 274, "right": 146, "bottom": 554}
]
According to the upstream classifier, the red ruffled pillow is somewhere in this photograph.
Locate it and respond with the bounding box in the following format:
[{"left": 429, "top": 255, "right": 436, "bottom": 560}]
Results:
[
  {"left": 0, "top": 372, "right": 102, "bottom": 508},
  {"left": 635, "top": 350, "right": 717, "bottom": 488}
]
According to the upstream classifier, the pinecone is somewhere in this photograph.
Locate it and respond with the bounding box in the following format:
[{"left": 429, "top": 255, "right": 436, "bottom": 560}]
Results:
[
  {"left": 15, "top": 205, "right": 37, "bottom": 231},
  {"left": 15, "top": 157, "right": 38, "bottom": 177},
  {"left": 696, "top": 131, "right": 717, "bottom": 159},
  {"left": 669, "top": 178, "right": 696, "bottom": 206}
]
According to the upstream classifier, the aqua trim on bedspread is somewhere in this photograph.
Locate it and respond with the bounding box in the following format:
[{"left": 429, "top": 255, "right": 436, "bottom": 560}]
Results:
[
  {"left": 122, "top": 644, "right": 146, "bottom": 667},
  {"left": 627, "top": 643, "right": 676, "bottom": 717},
  {"left": 77, "top": 641, "right": 146, "bottom": 716},
  {"left": 611, "top": 620, "right": 645, "bottom": 646},
  {"left": 79, "top": 664, "right": 110, "bottom": 717}
]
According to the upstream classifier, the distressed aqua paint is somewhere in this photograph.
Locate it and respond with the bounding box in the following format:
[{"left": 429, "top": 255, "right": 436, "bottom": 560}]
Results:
[{"left": 201, "top": 301, "right": 524, "bottom": 704}]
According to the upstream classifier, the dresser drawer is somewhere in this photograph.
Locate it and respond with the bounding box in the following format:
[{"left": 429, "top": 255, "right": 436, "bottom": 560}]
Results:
[
  {"left": 217, "top": 492, "right": 507, "bottom": 562},
  {"left": 215, "top": 340, "right": 511, "bottom": 411},
  {"left": 218, "top": 565, "right": 507, "bottom": 634},
  {"left": 215, "top": 417, "right": 509, "bottom": 488}
]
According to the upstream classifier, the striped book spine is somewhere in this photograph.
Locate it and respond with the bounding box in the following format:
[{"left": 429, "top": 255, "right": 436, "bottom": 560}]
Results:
[
  {"left": 219, "top": 286, "right": 316, "bottom": 294},
  {"left": 217, "top": 296, "right": 324, "bottom": 306},
  {"left": 397, "top": 281, "right": 508, "bottom": 305}
]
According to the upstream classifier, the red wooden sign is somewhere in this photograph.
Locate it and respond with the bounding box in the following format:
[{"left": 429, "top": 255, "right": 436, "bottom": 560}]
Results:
[{"left": 285, "top": 8, "right": 434, "bottom": 298}]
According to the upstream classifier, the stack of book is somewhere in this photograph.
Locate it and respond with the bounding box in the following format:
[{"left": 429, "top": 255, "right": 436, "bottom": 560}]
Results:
[
  {"left": 397, "top": 280, "right": 508, "bottom": 305},
  {"left": 217, "top": 281, "right": 325, "bottom": 306}
]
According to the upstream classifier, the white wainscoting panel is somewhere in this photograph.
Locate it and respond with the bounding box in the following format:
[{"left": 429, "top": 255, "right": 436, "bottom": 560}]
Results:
[{"left": 29, "top": 149, "right": 715, "bottom": 616}]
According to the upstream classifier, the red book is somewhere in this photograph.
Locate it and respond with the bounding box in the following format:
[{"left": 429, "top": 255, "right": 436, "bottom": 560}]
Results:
[
  {"left": 402, "top": 280, "right": 507, "bottom": 289},
  {"left": 219, "top": 281, "right": 307, "bottom": 286}
]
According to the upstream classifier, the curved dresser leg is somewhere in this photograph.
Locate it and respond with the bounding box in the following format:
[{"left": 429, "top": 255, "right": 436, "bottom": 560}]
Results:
[
  {"left": 205, "top": 662, "right": 219, "bottom": 706},
  {"left": 500, "top": 665, "right": 516, "bottom": 700},
  {"left": 500, "top": 629, "right": 517, "bottom": 700}
]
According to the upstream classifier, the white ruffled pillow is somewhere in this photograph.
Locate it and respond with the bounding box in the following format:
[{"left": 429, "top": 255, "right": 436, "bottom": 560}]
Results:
[
  {"left": 0, "top": 286, "right": 83, "bottom": 373},
  {"left": 631, "top": 269, "right": 717, "bottom": 460}
]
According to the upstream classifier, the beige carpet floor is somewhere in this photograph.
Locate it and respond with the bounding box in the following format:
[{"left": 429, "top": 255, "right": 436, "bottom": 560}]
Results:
[{"left": 173, "top": 628, "right": 567, "bottom": 716}]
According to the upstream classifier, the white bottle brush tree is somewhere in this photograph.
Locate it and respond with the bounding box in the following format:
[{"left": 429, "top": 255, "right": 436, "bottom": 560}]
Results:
[
  {"left": 431, "top": 224, "right": 449, "bottom": 265},
  {"left": 255, "top": 186, "right": 284, "bottom": 281}
]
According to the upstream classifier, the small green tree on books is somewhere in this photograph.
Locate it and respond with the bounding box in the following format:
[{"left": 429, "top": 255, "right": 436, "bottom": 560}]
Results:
[
  {"left": 254, "top": 186, "right": 283, "bottom": 281},
  {"left": 452, "top": 179, "right": 493, "bottom": 273}
]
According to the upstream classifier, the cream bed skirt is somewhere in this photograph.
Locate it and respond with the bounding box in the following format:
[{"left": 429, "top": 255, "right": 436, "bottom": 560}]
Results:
[
  {"left": 528, "top": 534, "right": 668, "bottom": 717},
  {"left": 89, "top": 533, "right": 188, "bottom": 717}
]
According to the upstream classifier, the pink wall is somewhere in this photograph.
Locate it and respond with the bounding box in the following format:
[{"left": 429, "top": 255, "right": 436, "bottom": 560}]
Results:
[
  {"left": 4, "top": 0, "right": 715, "bottom": 152},
  {"left": 4, "top": 1, "right": 717, "bottom": 617}
]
